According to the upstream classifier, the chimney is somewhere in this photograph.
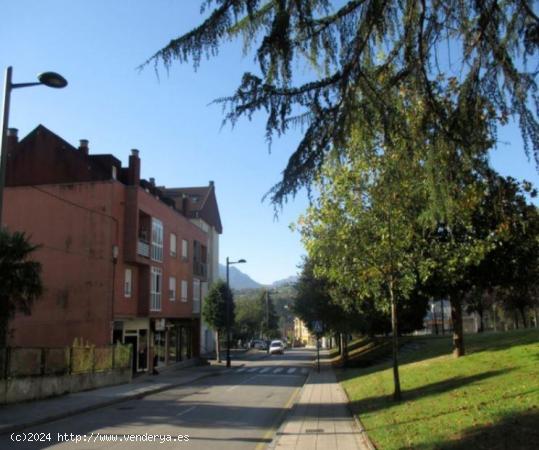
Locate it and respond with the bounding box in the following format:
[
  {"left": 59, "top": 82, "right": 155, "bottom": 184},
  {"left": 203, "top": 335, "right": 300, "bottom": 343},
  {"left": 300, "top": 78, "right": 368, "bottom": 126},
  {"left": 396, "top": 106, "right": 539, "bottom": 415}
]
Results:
[
  {"left": 149, "top": 177, "right": 155, "bottom": 186},
  {"left": 6, "top": 128, "right": 18, "bottom": 154},
  {"left": 128, "top": 149, "right": 140, "bottom": 186},
  {"left": 209, "top": 180, "right": 214, "bottom": 187},
  {"left": 78, "top": 139, "right": 89, "bottom": 155},
  {"left": 182, "top": 195, "right": 189, "bottom": 216}
]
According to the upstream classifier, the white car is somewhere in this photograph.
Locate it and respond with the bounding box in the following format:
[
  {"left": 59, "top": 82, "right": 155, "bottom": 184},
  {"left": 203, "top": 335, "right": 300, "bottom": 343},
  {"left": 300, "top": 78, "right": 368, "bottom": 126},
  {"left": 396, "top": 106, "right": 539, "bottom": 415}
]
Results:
[{"left": 269, "top": 340, "right": 285, "bottom": 355}]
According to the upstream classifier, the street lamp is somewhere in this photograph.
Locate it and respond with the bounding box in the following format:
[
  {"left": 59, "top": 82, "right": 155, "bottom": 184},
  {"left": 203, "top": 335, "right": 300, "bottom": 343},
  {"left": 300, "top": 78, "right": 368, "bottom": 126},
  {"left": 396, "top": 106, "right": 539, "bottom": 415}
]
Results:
[
  {"left": 225, "top": 257, "right": 246, "bottom": 368},
  {"left": 0, "top": 66, "right": 68, "bottom": 226}
]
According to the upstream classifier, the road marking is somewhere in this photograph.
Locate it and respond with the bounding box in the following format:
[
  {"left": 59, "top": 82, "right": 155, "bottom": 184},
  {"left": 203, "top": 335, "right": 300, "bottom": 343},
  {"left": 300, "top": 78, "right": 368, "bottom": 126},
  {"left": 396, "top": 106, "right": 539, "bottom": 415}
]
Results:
[
  {"left": 176, "top": 406, "right": 197, "bottom": 417},
  {"left": 259, "top": 367, "right": 270, "bottom": 373},
  {"left": 247, "top": 367, "right": 258, "bottom": 373},
  {"left": 226, "top": 374, "right": 259, "bottom": 392},
  {"left": 287, "top": 368, "right": 296, "bottom": 374},
  {"left": 236, "top": 367, "right": 246, "bottom": 373},
  {"left": 273, "top": 368, "right": 283, "bottom": 374},
  {"left": 301, "top": 368, "right": 309, "bottom": 374}
]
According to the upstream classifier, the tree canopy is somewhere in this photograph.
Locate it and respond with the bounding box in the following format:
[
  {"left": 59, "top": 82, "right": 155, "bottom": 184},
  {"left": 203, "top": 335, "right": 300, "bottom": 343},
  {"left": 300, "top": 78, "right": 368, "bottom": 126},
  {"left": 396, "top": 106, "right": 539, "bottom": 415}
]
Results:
[
  {"left": 0, "top": 229, "right": 43, "bottom": 347},
  {"left": 144, "top": 0, "right": 539, "bottom": 206}
]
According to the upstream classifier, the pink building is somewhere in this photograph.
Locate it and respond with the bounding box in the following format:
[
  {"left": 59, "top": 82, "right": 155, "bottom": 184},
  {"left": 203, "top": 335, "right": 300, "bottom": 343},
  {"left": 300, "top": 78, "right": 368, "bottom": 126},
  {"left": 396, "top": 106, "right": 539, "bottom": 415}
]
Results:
[{"left": 3, "top": 125, "right": 221, "bottom": 372}]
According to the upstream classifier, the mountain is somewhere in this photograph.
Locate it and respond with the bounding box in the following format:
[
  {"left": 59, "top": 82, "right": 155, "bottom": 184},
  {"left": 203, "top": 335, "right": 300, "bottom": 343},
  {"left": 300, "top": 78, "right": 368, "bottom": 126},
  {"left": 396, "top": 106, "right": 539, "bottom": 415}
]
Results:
[
  {"left": 271, "top": 275, "right": 298, "bottom": 287},
  {"left": 218, "top": 264, "right": 263, "bottom": 290}
]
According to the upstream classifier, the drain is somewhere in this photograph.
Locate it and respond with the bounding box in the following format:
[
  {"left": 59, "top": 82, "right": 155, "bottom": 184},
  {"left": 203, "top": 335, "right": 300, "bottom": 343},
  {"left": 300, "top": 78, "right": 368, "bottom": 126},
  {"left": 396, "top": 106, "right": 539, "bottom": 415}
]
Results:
[
  {"left": 305, "top": 429, "right": 324, "bottom": 433},
  {"left": 117, "top": 406, "right": 135, "bottom": 410}
]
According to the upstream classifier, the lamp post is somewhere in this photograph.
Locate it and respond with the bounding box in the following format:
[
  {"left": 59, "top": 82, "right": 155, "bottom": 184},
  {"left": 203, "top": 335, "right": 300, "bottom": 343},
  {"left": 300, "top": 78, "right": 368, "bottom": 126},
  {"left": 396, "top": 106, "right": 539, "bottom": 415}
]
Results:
[
  {"left": 225, "top": 257, "right": 246, "bottom": 367},
  {"left": 0, "top": 66, "right": 67, "bottom": 227}
]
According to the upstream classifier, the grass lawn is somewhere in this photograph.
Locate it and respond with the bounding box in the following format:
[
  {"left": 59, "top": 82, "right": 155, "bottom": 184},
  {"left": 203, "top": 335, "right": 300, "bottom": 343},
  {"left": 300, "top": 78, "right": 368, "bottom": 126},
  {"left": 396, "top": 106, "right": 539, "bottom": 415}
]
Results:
[{"left": 338, "top": 329, "right": 539, "bottom": 449}]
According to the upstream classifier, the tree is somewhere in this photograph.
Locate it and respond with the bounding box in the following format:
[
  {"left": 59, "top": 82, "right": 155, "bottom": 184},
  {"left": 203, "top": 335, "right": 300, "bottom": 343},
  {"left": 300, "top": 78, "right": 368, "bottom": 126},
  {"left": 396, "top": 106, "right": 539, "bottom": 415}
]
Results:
[
  {"left": 234, "top": 295, "right": 264, "bottom": 342},
  {"left": 0, "top": 229, "right": 43, "bottom": 348},
  {"left": 297, "top": 90, "right": 437, "bottom": 399},
  {"left": 259, "top": 290, "right": 280, "bottom": 339},
  {"left": 143, "top": 1, "right": 539, "bottom": 209},
  {"left": 202, "top": 279, "right": 234, "bottom": 362}
]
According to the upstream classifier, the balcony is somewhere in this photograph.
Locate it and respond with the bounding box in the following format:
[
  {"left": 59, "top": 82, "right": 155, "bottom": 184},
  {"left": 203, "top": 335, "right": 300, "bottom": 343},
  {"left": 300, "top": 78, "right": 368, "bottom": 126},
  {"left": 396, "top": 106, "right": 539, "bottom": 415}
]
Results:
[
  {"left": 137, "top": 239, "right": 150, "bottom": 258},
  {"left": 192, "top": 298, "right": 200, "bottom": 314},
  {"left": 193, "top": 261, "right": 207, "bottom": 279}
]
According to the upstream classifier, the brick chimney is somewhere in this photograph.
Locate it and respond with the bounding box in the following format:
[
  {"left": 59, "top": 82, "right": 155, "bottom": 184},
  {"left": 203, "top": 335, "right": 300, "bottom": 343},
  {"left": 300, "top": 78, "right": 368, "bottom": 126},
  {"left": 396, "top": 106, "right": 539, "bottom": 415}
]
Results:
[
  {"left": 128, "top": 149, "right": 140, "bottom": 186},
  {"left": 6, "top": 128, "right": 18, "bottom": 155},
  {"left": 149, "top": 177, "right": 155, "bottom": 186},
  {"left": 78, "top": 139, "right": 89, "bottom": 155},
  {"left": 182, "top": 195, "right": 189, "bottom": 215}
]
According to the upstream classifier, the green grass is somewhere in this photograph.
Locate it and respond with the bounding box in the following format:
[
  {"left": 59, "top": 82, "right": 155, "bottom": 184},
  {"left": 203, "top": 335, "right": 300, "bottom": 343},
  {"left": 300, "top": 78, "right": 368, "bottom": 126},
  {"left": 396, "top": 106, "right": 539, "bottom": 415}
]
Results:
[{"left": 338, "top": 329, "right": 539, "bottom": 449}]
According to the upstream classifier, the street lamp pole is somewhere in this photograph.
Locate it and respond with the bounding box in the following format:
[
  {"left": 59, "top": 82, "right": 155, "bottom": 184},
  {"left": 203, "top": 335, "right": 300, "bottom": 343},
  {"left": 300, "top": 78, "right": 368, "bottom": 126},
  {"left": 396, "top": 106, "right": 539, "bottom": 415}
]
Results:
[
  {"left": 225, "top": 257, "right": 246, "bottom": 368},
  {"left": 0, "top": 66, "right": 67, "bottom": 227}
]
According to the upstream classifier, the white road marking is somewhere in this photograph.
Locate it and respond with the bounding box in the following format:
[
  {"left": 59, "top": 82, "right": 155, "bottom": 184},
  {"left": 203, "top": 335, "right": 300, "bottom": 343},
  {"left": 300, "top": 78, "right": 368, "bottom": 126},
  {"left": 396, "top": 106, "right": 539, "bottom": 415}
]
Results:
[
  {"left": 287, "top": 368, "right": 296, "bottom": 374},
  {"left": 301, "top": 368, "right": 309, "bottom": 374},
  {"left": 247, "top": 367, "right": 258, "bottom": 373},
  {"left": 236, "top": 367, "right": 246, "bottom": 373},
  {"left": 259, "top": 367, "right": 270, "bottom": 373},
  {"left": 226, "top": 374, "right": 260, "bottom": 392},
  {"left": 176, "top": 406, "right": 197, "bottom": 417},
  {"left": 273, "top": 368, "right": 283, "bottom": 374}
]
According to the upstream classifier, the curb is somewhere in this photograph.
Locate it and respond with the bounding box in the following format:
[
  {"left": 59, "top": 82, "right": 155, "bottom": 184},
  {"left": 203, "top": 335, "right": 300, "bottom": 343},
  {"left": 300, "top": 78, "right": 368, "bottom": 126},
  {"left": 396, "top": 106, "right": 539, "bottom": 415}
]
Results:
[
  {"left": 0, "top": 364, "right": 242, "bottom": 436},
  {"left": 338, "top": 370, "right": 377, "bottom": 450}
]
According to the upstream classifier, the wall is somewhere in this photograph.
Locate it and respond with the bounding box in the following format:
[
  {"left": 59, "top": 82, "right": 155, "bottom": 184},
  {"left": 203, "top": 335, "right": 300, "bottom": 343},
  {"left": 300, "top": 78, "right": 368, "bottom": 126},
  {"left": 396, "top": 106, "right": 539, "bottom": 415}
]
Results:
[
  {"left": 4, "top": 182, "right": 119, "bottom": 347},
  {"left": 0, "top": 369, "right": 131, "bottom": 404}
]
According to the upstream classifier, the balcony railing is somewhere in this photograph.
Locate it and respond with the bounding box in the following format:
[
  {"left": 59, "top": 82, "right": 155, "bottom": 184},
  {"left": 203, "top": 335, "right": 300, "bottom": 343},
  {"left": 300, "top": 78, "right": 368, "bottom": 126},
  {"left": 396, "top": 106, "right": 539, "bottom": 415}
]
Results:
[
  {"left": 193, "top": 261, "right": 207, "bottom": 278},
  {"left": 137, "top": 240, "right": 150, "bottom": 258}
]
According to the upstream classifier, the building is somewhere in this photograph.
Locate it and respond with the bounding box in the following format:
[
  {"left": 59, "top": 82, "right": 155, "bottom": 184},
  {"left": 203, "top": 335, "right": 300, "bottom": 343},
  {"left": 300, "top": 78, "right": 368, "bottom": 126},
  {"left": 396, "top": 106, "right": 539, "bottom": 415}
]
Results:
[
  {"left": 162, "top": 185, "right": 222, "bottom": 355},
  {"left": 3, "top": 125, "right": 221, "bottom": 372}
]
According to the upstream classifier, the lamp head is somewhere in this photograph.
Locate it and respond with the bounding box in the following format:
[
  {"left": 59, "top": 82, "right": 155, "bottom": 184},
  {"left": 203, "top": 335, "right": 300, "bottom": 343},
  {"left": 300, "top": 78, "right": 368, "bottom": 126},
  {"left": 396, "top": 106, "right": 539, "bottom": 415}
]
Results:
[{"left": 38, "top": 71, "right": 68, "bottom": 88}]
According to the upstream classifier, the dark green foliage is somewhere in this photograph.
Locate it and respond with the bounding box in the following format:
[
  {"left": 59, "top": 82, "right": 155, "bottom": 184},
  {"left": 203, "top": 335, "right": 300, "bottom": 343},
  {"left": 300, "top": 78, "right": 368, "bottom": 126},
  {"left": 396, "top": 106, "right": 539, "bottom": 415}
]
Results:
[
  {"left": 259, "top": 290, "right": 280, "bottom": 338},
  {"left": 0, "top": 229, "right": 43, "bottom": 347},
  {"left": 144, "top": 1, "right": 539, "bottom": 207},
  {"left": 202, "top": 279, "right": 234, "bottom": 332}
]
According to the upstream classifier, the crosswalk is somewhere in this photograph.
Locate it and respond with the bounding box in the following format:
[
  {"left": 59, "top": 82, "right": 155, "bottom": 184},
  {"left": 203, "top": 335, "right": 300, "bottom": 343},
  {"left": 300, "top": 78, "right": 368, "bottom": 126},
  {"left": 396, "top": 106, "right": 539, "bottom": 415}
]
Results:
[{"left": 234, "top": 366, "right": 310, "bottom": 376}]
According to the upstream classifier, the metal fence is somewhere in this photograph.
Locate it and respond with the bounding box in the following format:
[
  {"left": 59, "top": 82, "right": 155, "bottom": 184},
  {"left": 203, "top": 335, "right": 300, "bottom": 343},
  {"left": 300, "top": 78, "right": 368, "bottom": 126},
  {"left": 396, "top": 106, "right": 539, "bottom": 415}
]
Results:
[{"left": 0, "top": 344, "right": 131, "bottom": 379}]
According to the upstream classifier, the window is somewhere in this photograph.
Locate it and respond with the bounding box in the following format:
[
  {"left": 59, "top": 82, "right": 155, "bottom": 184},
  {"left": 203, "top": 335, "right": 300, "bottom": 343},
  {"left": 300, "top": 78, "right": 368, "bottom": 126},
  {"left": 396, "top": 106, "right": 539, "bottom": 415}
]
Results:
[
  {"left": 169, "top": 277, "right": 176, "bottom": 301},
  {"left": 124, "top": 268, "right": 132, "bottom": 298},
  {"left": 112, "top": 166, "right": 117, "bottom": 180},
  {"left": 181, "top": 280, "right": 188, "bottom": 302},
  {"left": 170, "top": 233, "right": 177, "bottom": 257},
  {"left": 193, "top": 278, "right": 201, "bottom": 313},
  {"left": 181, "top": 239, "right": 189, "bottom": 260},
  {"left": 150, "top": 267, "right": 162, "bottom": 311},
  {"left": 151, "top": 218, "right": 163, "bottom": 262}
]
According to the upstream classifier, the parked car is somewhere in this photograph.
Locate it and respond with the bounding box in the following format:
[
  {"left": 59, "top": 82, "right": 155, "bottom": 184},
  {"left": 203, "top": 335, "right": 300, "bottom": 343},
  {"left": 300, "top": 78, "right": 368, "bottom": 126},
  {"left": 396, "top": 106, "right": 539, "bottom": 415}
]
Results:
[
  {"left": 252, "top": 340, "right": 268, "bottom": 350},
  {"left": 269, "top": 340, "right": 285, "bottom": 355}
]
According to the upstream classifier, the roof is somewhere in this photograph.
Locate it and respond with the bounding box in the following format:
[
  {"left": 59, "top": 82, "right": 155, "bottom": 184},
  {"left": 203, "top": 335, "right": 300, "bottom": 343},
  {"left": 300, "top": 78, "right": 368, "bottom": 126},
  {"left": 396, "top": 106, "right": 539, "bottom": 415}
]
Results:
[{"left": 164, "top": 184, "right": 223, "bottom": 234}]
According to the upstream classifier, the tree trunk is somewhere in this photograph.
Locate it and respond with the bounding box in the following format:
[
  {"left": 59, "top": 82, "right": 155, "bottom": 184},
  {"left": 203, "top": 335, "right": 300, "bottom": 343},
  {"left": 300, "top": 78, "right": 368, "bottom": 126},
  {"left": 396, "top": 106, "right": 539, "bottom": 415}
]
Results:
[
  {"left": 215, "top": 330, "right": 221, "bottom": 363},
  {"left": 450, "top": 296, "right": 465, "bottom": 357},
  {"left": 535, "top": 307, "right": 539, "bottom": 328},
  {"left": 514, "top": 311, "right": 519, "bottom": 329},
  {"left": 340, "top": 333, "right": 348, "bottom": 365},
  {"left": 519, "top": 307, "right": 527, "bottom": 328},
  {"left": 478, "top": 309, "right": 484, "bottom": 333},
  {"left": 0, "top": 312, "right": 9, "bottom": 349},
  {"left": 389, "top": 280, "right": 401, "bottom": 401}
]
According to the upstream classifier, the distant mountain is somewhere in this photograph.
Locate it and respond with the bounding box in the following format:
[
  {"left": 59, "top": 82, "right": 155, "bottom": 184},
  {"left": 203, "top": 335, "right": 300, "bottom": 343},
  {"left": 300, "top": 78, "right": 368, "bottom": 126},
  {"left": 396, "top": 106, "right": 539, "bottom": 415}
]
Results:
[
  {"left": 271, "top": 275, "right": 298, "bottom": 287},
  {"left": 218, "top": 264, "right": 263, "bottom": 290}
]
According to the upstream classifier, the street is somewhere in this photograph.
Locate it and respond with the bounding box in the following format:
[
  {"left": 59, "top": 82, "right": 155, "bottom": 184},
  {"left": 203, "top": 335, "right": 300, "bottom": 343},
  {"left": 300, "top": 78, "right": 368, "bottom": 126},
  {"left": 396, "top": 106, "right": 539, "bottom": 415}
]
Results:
[{"left": 2, "top": 348, "right": 315, "bottom": 450}]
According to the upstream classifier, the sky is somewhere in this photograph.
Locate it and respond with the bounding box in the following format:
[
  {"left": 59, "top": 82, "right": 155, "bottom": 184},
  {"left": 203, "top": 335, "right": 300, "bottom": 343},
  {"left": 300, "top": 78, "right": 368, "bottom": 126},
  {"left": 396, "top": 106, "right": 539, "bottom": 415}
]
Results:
[{"left": 1, "top": 1, "right": 538, "bottom": 285}]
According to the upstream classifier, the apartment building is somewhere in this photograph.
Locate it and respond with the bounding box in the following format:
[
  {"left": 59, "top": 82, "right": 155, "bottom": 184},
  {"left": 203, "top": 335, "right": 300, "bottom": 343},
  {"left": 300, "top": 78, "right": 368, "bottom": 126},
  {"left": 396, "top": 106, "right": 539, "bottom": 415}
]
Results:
[{"left": 3, "top": 125, "right": 219, "bottom": 372}]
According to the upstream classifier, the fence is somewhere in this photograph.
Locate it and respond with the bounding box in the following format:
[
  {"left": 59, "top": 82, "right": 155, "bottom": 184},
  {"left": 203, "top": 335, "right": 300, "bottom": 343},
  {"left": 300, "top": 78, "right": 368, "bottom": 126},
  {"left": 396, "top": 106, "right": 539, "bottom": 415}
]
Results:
[{"left": 0, "top": 343, "right": 131, "bottom": 379}]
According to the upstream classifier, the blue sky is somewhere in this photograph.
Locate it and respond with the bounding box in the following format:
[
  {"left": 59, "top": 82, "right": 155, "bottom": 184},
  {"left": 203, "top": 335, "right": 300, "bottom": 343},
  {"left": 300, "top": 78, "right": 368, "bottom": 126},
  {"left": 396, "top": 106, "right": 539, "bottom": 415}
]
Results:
[{"left": 2, "top": 1, "right": 538, "bottom": 284}]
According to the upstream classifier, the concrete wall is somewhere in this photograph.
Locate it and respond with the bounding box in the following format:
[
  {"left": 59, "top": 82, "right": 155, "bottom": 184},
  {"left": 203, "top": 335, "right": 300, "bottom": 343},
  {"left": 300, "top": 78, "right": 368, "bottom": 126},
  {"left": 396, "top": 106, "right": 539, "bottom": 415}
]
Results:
[{"left": 0, "top": 368, "right": 131, "bottom": 404}]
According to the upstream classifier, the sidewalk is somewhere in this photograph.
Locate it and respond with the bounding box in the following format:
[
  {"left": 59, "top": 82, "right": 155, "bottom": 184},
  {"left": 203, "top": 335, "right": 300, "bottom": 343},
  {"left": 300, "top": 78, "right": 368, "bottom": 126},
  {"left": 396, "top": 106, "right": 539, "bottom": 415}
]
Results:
[
  {"left": 268, "top": 364, "right": 374, "bottom": 450},
  {"left": 0, "top": 359, "right": 238, "bottom": 436}
]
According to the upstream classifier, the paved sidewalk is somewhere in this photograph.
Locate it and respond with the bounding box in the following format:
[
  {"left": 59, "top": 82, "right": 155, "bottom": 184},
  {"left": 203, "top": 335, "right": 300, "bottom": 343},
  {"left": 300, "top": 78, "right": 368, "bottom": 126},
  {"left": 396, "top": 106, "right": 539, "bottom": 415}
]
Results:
[
  {"left": 269, "top": 365, "right": 374, "bottom": 450},
  {"left": 0, "top": 360, "right": 238, "bottom": 436}
]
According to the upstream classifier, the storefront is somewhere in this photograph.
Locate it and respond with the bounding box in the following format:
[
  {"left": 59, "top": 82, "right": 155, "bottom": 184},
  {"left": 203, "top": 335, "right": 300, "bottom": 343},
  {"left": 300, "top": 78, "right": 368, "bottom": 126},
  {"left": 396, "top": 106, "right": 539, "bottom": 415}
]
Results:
[{"left": 114, "top": 318, "right": 150, "bottom": 373}]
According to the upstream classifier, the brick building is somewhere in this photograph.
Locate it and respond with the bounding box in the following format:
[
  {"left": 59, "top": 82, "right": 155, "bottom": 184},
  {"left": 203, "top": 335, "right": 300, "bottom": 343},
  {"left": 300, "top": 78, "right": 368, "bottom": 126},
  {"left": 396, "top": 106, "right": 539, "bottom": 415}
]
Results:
[{"left": 3, "top": 125, "right": 221, "bottom": 372}]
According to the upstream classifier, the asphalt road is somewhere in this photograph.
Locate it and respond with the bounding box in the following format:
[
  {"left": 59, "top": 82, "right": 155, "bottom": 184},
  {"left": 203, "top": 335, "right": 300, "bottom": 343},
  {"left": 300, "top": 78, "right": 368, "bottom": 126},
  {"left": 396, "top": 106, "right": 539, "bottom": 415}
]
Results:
[{"left": 3, "top": 348, "right": 315, "bottom": 450}]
